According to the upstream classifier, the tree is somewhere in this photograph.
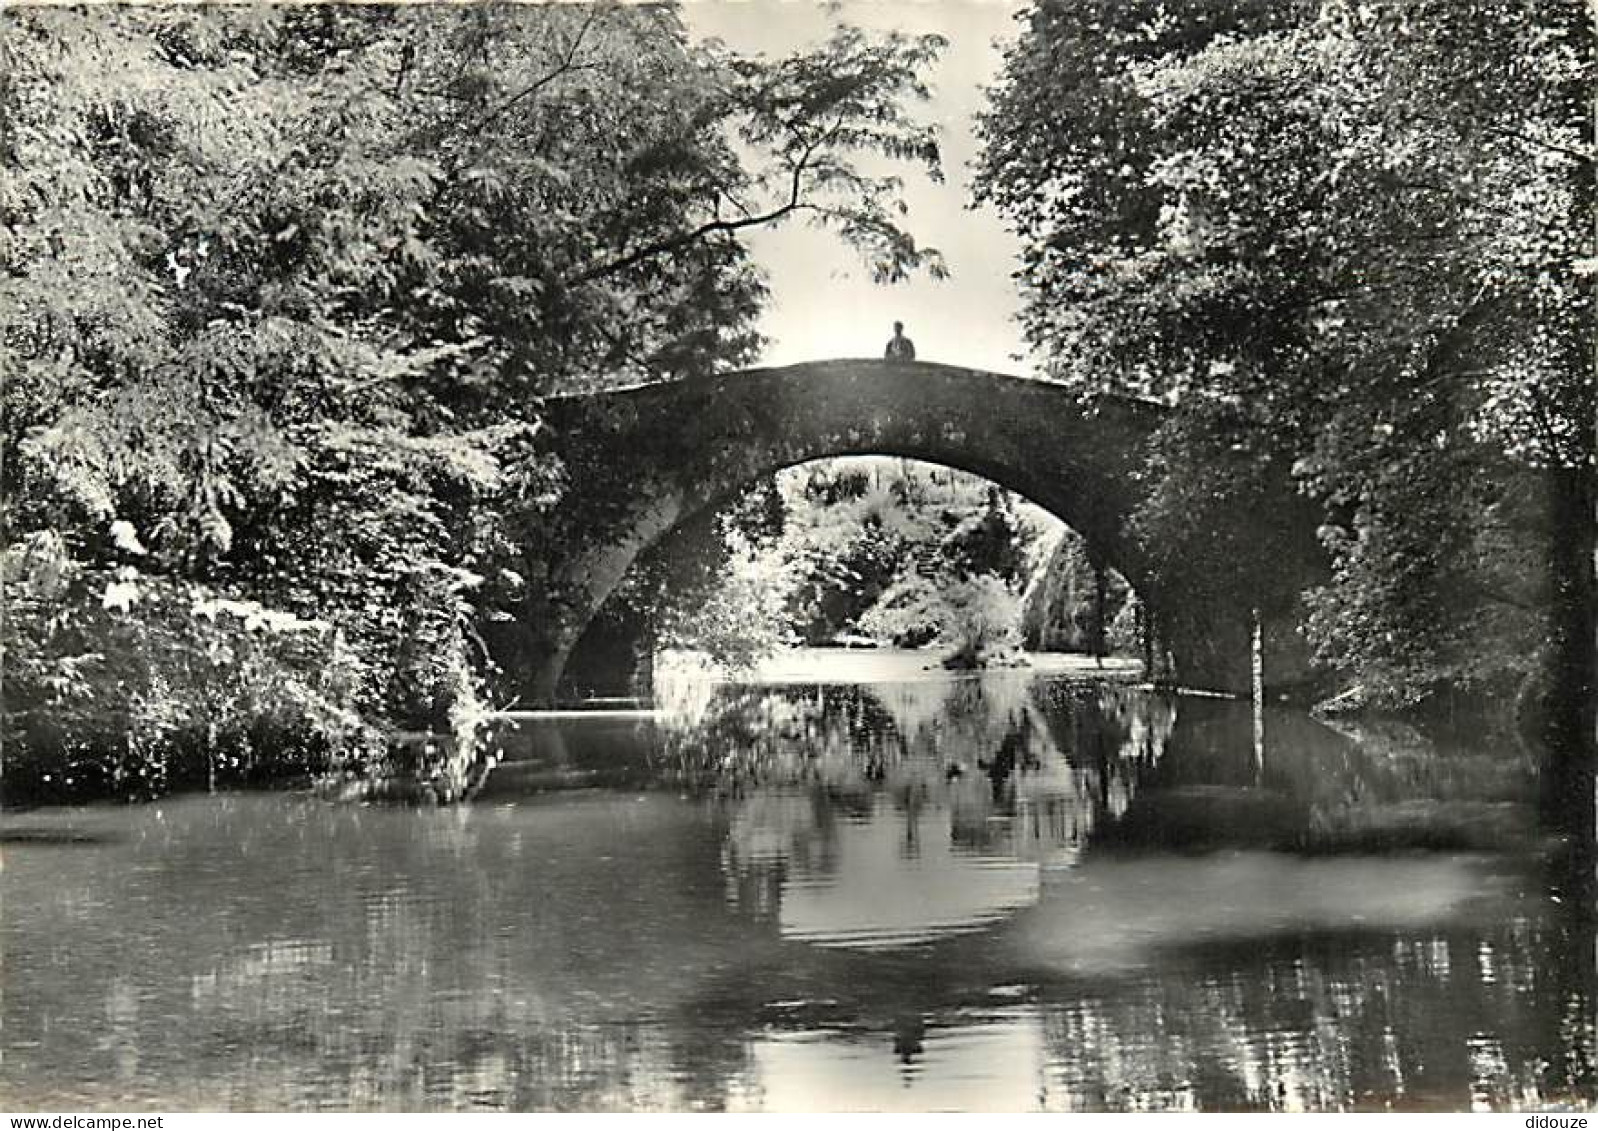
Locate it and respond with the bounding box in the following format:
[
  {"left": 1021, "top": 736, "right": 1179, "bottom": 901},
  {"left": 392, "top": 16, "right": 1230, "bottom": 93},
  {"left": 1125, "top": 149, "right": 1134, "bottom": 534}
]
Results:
[
  {"left": 0, "top": 4, "right": 947, "bottom": 797},
  {"left": 975, "top": 0, "right": 1594, "bottom": 730}
]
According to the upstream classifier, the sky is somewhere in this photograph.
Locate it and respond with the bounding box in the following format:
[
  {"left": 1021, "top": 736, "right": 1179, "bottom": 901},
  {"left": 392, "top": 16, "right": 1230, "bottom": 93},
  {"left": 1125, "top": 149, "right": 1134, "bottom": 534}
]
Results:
[{"left": 680, "top": 0, "right": 1033, "bottom": 375}]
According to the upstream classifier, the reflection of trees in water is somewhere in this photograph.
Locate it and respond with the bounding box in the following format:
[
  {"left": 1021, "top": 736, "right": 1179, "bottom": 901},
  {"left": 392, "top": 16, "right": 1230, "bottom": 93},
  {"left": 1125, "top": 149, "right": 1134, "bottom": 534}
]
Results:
[
  {"left": 664, "top": 677, "right": 1173, "bottom": 793},
  {"left": 155, "top": 890, "right": 1593, "bottom": 1110},
  {"left": 701, "top": 678, "right": 1179, "bottom": 879},
  {"left": 12, "top": 785, "right": 1592, "bottom": 1112},
  {"left": 29, "top": 685, "right": 1571, "bottom": 1112},
  {"left": 813, "top": 677, "right": 1534, "bottom": 854},
  {"left": 699, "top": 855, "right": 1594, "bottom": 1112},
  {"left": 9, "top": 795, "right": 767, "bottom": 1112},
  {"left": 1113, "top": 698, "right": 1544, "bottom": 852},
  {"left": 1280, "top": 712, "right": 1539, "bottom": 849},
  {"left": 698, "top": 854, "right": 1594, "bottom": 1111},
  {"left": 709, "top": 680, "right": 1185, "bottom": 961},
  {"left": 1028, "top": 906, "right": 1595, "bottom": 1111},
  {"left": 659, "top": 683, "right": 898, "bottom": 791}
]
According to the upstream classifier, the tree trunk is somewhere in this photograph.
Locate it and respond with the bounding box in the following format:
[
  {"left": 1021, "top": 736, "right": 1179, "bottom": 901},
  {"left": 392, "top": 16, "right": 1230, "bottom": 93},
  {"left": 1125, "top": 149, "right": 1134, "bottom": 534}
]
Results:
[
  {"left": 1541, "top": 464, "right": 1597, "bottom": 836},
  {"left": 1090, "top": 558, "right": 1108, "bottom": 667},
  {"left": 1554, "top": 37, "right": 1598, "bottom": 840},
  {"left": 1251, "top": 607, "right": 1265, "bottom": 781},
  {"left": 1138, "top": 598, "right": 1154, "bottom": 681}
]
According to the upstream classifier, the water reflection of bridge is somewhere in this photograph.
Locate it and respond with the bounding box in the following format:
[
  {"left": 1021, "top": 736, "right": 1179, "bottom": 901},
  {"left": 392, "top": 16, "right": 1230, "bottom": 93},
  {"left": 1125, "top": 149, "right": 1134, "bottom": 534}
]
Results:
[
  {"left": 701, "top": 677, "right": 1171, "bottom": 948},
  {"left": 9, "top": 670, "right": 1586, "bottom": 1111},
  {"left": 482, "top": 669, "right": 1543, "bottom": 955}
]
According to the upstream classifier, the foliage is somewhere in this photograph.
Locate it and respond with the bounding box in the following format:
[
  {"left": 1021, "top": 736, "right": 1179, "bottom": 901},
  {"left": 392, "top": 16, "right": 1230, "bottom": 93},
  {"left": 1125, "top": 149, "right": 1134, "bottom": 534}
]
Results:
[
  {"left": 592, "top": 484, "right": 794, "bottom": 680},
  {"left": 1020, "top": 526, "right": 1139, "bottom": 655},
  {"left": 862, "top": 573, "right": 1024, "bottom": 668},
  {"left": 939, "top": 575, "right": 1026, "bottom": 668},
  {"left": 0, "top": 4, "right": 946, "bottom": 798},
  {"left": 3, "top": 533, "right": 372, "bottom": 800},
  {"left": 645, "top": 459, "right": 1045, "bottom": 665},
  {"left": 975, "top": 0, "right": 1594, "bottom": 708}
]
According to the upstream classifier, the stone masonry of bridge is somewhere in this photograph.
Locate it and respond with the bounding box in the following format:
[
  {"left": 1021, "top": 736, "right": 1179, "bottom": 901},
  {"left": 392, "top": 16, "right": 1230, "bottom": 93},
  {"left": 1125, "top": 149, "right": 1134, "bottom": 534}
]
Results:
[{"left": 492, "top": 359, "right": 1321, "bottom": 706}]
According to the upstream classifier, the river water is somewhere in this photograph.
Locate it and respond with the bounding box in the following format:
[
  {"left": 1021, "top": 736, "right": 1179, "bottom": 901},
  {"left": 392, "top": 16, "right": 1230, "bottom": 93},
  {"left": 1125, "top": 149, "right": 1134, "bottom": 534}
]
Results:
[{"left": 4, "top": 654, "right": 1594, "bottom": 1111}]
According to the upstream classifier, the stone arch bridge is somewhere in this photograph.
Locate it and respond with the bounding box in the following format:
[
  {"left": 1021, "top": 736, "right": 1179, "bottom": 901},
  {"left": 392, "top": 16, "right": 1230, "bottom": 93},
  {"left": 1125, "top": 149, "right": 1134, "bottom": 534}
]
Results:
[{"left": 495, "top": 359, "right": 1321, "bottom": 705}]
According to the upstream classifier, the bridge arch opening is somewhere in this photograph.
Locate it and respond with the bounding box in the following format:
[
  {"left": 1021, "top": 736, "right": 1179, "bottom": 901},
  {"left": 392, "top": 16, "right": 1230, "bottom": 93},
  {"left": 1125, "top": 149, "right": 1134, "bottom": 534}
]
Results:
[
  {"left": 558, "top": 454, "right": 1152, "bottom": 702},
  {"left": 503, "top": 360, "right": 1318, "bottom": 707}
]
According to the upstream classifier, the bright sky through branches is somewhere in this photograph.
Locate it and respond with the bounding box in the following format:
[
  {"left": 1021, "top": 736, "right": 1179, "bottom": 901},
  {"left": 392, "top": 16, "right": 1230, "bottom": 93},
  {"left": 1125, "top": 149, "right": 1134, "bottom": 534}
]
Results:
[{"left": 683, "top": 0, "right": 1032, "bottom": 375}]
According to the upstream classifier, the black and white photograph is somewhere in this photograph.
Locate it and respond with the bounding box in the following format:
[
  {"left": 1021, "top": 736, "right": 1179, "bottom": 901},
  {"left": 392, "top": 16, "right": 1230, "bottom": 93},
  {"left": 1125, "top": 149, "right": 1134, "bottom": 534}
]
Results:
[{"left": 2, "top": 0, "right": 1595, "bottom": 1114}]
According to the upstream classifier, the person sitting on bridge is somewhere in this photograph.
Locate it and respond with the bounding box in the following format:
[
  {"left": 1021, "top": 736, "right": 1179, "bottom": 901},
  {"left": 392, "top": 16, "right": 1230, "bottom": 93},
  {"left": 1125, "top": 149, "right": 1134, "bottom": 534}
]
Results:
[{"left": 884, "top": 321, "right": 916, "bottom": 362}]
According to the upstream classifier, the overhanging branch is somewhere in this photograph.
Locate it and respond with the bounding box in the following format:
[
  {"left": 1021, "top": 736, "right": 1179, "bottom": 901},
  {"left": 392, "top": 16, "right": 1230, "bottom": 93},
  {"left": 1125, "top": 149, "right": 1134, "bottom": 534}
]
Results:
[{"left": 568, "top": 129, "right": 825, "bottom": 286}]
